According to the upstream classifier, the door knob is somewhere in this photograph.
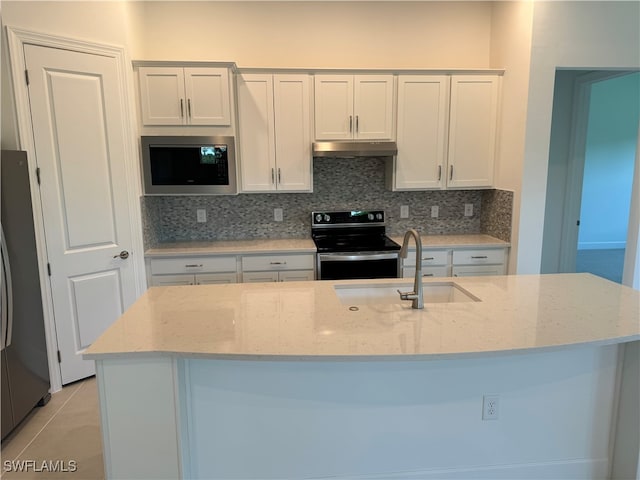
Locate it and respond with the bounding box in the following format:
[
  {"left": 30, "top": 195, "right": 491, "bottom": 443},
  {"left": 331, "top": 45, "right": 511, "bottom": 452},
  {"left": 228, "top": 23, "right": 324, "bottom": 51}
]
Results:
[{"left": 113, "top": 250, "right": 130, "bottom": 260}]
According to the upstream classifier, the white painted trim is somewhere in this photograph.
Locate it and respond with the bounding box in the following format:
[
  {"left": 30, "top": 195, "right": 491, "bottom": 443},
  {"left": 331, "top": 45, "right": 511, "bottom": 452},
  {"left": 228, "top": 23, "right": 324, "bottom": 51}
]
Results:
[
  {"left": 95, "top": 362, "right": 113, "bottom": 480},
  {"left": 578, "top": 242, "right": 627, "bottom": 250},
  {"left": 5, "top": 26, "right": 147, "bottom": 392},
  {"left": 324, "top": 458, "right": 609, "bottom": 479},
  {"left": 559, "top": 73, "right": 591, "bottom": 273},
  {"left": 622, "top": 128, "right": 640, "bottom": 289},
  {"left": 559, "top": 71, "right": 639, "bottom": 276}
]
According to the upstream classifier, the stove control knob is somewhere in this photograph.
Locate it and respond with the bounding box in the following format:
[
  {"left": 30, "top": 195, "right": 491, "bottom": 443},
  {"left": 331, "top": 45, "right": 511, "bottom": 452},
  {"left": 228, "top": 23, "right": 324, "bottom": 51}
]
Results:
[
  {"left": 324, "top": 214, "right": 331, "bottom": 222},
  {"left": 367, "top": 213, "right": 374, "bottom": 221},
  {"left": 315, "top": 214, "right": 323, "bottom": 223},
  {"left": 376, "top": 213, "right": 383, "bottom": 221}
]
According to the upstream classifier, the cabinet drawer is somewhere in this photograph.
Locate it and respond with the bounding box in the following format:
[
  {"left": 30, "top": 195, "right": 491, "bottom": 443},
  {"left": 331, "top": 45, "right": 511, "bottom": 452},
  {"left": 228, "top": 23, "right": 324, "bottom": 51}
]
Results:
[
  {"left": 402, "top": 249, "right": 449, "bottom": 267},
  {"left": 452, "top": 249, "right": 505, "bottom": 265},
  {"left": 242, "top": 254, "right": 314, "bottom": 271},
  {"left": 452, "top": 264, "right": 506, "bottom": 277},
  {"left": 150, "top": 256, "right": 237, "bottom": 275},
  {"left": 402, "top": 266, "right": 450, "bottom": 279}
]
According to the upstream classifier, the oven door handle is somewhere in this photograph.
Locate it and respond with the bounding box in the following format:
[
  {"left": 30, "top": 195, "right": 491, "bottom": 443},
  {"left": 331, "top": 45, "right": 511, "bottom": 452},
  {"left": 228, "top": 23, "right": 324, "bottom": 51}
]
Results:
[{"left": 318, "top": 253, "right": 398, "bottom": 262}]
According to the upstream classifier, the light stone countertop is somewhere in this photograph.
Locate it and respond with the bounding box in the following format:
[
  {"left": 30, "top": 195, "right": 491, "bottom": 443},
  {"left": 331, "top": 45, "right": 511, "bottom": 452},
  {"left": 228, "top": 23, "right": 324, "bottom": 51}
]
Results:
[
  {"left": 144, "top": 234, "right": 509, "bottom": 257},
  {"left": 389, "top": 234, "right": 509, "bottom": 248},
  {"left": 145, "top": 238, "right": 317, "bottom": 256},
  {"left": 84, "top": 273, "right": 639, "bottom": 360}
]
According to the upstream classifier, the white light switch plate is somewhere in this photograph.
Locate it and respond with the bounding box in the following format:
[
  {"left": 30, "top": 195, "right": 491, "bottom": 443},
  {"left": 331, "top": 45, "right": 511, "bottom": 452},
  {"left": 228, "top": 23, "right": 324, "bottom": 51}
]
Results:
[
  {"left": 196, "top": 209, "right": 207, "bottom": 223},
  {"left": 400, "top": 205, "right": 409, "bottom": 218},
  {"left": 274, "top": 208, "right": 283, "bottom": 222}
]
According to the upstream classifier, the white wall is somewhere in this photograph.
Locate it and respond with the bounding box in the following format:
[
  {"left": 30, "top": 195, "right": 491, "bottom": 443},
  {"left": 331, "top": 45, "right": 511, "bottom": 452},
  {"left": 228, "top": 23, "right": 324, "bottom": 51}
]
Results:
[
  {"left": 1, "top": 1, "right": 143, "bottom": 148},
  {"left": 518, "top": 1, "right": 640, "bottom": 274},
  {"left": 136, "top": 1, "right": 493, "bottom": 68},
  {"left": 488, "top": 1, "right": 533, "bottom": 274},
  {"left": 579, "top": 73, "right": 639, "bottom": 250}
]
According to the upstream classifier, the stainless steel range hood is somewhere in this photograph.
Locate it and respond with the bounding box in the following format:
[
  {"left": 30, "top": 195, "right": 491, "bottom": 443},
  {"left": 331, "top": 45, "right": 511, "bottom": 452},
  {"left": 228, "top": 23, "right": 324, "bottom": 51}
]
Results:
[{"left": 312, "top": 141, "right": 398, "bottom": 158}]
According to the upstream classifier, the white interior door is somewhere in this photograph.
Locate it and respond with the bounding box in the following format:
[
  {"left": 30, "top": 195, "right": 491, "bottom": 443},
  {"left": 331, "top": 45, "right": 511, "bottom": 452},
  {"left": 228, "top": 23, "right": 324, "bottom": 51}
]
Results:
[{"left": 24, "top": 44, "right": 138, "bottom": 385}]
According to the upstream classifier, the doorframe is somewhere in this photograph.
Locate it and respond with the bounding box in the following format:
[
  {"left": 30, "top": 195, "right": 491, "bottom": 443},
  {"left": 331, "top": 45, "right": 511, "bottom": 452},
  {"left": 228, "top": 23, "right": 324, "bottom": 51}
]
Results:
[
  {"left": 5, "top": 26, "right": 146, "bottom": 392},
  {"left": 559, "top": 70, "right": 639, "bottom": 278}
]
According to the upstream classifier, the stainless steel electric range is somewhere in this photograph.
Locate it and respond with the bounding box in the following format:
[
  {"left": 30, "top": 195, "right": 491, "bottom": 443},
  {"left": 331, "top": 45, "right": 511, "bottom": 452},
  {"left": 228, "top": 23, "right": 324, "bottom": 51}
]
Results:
[{"left": 311, "top": 210, "right": 401, "bottom": 280}]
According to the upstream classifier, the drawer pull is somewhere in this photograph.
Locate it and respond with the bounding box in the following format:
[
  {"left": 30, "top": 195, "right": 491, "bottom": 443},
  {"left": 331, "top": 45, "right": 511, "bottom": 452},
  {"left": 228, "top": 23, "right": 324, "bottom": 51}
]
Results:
[
  {"left": 422, "top": 273, "right": 434, "bottom": 277},
  {"left": 270, "top": 261, "right": 287, "bottom": 265},
  {"left": 185, "top": 264, "right": 203, "bottom": 268},
  {"left": 471, "top": 256, "right": 488, "bottom": 259},
  {"left": 422, "top": 257, "right": 435, "bottom": 261}
]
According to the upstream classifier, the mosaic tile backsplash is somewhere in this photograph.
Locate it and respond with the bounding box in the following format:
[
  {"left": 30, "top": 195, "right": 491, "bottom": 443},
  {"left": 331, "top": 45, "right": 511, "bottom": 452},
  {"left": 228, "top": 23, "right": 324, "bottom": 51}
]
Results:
[{"left": 141, "top": 157, "right": 513, "bottom": 248}]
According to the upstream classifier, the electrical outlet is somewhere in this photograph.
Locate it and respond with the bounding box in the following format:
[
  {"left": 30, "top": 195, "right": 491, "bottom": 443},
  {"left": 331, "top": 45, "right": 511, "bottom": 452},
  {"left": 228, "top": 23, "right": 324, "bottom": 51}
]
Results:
[
  {"left": 400, "top": 205, "right": 409, "bottom": 218},
  {"left": 482, "top": 395, "right": 500, "bottom": 420},
  {"left": 196, "top": 209, "right": 207, "bottom": 223},
  {"left": 464, "top": 203, "right": 474, "bottom": 217},
  {"left": 431, "top": 206, "right": 439, "bottom": 218},
  {"left": 274, "top": 208, "right": 283, "bottom": 222}
]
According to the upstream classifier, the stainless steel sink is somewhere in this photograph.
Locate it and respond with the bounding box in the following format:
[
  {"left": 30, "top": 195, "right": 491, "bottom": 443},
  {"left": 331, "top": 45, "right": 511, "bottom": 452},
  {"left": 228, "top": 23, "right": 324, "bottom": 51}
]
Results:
[{"left": 334, "top": 282, "right": 480, "bottom": 305}]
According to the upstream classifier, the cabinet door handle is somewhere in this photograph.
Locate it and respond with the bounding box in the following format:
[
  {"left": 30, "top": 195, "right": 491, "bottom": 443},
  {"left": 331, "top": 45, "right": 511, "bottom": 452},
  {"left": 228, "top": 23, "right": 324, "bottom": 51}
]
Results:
[
  {"left": 277, "top": 168, "right": 281, "bottom": 184},
  {"left": 449, "top": 165, "right": 454, "bottom": 181},
  {"left": 271, "top": 168, "right": 275, "bottom": 184},
  {"left": 185, "top": 264, "right": 203, "bottom": 268},
  {"left": 349, "top": 115, "right": 353, "bottom": 133},
  {"left": 471, "top": 256, "right": 488, "bottom": 259},
  {"left": 422, "top": 257, "right": 435, "bottom": 261},
  {"left": 438, "top": 165, "right": 442, "bottom": 181},
  {"left": 355, "top": 115, "right": 359, "bottom": 133},
  {"left": 180, "top": 99, "right": 184, "bottom": 118},
  {"left": 188, "top": 98, "right": 192, "bottom": 118}
]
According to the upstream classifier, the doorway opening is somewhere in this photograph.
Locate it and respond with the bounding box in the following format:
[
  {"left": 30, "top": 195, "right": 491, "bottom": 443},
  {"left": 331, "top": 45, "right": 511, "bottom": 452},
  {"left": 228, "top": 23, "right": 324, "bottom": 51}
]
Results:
[{"left": 541, "top": 70, "right": 640, "bottom": 284}]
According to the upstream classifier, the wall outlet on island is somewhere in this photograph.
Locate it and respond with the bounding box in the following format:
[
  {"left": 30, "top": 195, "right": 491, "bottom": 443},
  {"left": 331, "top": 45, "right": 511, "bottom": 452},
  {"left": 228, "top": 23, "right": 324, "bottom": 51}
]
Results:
[
  {"left": 196, "top": 209, "right": 207, "bottom": 223},
  {"left": 464, "top": 204, "right": 474, "bottom": 217},
  {"left": 400, "top": 205, "right": 409, "bottom": 218},
  {"left": 274, "top": 208, "right": 283, "bottom": 222},
  {"left": 431, "top": 206, "right": 439, "bottom": 218},
  {"left": 482, "top": 395, "right": 500, "bottom": 420}
]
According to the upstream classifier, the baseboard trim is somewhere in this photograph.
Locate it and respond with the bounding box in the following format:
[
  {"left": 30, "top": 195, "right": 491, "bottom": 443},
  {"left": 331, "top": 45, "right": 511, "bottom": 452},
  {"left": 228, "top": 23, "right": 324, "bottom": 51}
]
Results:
[
  {"left": 315, "top": 458, "right": 609, "bottom": 479},
  {"left": 578, "top": 242, "right": 626, "bottom": 250}
]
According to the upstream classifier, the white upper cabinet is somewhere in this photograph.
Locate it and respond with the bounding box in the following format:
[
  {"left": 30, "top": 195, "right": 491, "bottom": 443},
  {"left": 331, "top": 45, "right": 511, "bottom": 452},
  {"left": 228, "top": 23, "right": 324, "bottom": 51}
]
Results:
[
  {"left": 314, "top": 75, "right": 394, "bottom": 140},
  {"left": 447, "top": 75, "right": 499, "bottom": 189},
  {"left": 138, "top": 67, "right": 231, "bottom": 126},
  {"left": 391, "top": 74, "right": 500, "bottom": 190},
  {"left": 238, "top": 74, "right": 312, "bottom": 192},
  {"left": 394, "top": 75, "right": 450, "bottom": 189}
]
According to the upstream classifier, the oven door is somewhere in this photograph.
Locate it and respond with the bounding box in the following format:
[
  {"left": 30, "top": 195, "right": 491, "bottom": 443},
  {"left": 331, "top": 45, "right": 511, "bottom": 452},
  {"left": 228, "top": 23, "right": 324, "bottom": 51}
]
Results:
[{"left": 316, "top": 252, "right": 400, "bottom": 280}]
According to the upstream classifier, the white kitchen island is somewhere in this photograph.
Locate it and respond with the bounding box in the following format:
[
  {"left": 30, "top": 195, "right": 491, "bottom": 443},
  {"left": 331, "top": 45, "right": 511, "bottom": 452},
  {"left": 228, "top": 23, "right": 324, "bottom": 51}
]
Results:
[{"left": 84, "top": 274, "right": 640, "bottom": 480}]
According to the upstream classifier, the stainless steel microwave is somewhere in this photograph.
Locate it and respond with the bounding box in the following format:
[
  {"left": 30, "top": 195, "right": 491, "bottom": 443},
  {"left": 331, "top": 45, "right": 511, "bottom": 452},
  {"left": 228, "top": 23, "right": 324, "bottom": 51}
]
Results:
[{"left": 141, "top": 136, "right": 237, "bottom": 195}]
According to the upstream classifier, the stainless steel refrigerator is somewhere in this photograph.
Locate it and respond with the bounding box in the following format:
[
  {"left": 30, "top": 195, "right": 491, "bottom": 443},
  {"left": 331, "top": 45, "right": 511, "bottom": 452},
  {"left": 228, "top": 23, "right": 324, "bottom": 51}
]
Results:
[{"left": 1, "top": 150, "right": 50, "bottom": 440}]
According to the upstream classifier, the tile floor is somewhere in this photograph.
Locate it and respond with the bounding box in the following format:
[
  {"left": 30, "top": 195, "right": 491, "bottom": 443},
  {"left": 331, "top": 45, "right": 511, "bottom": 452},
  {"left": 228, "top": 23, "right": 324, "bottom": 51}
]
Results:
[{"left": 1, "top": 377, "right": 103, "bottom": 479}]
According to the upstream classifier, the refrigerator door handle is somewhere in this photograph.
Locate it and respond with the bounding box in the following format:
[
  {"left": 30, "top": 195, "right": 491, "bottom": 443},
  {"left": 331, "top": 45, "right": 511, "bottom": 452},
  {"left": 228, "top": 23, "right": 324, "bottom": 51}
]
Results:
[{"left": 1, "top": 224, "right": 13, "bottom": 350}]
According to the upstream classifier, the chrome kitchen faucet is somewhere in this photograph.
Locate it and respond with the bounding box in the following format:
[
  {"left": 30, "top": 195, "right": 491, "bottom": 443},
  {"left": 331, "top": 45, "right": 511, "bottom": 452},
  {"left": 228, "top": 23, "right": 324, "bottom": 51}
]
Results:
[{"left": 397, "top": 229, "right": 424, "bottom": 309}]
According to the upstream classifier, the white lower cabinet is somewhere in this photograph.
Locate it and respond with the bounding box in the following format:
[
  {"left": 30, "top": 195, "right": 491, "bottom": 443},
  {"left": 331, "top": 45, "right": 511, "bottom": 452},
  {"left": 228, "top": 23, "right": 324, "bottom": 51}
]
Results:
[
  {"left": 149, "top": 256, "right": 238, "bottom": 286},
  {"left": 241, "top": 254, "right": 315, "bottom": 283},
  {"left": 452, "top": 248, "right": 507, "bottom": 277},
  {"left": 401, "top": 249, "right": 450, "bottom": 279},
  {"left": 401, "top": 247, "right": 508, "bottom": 278}
]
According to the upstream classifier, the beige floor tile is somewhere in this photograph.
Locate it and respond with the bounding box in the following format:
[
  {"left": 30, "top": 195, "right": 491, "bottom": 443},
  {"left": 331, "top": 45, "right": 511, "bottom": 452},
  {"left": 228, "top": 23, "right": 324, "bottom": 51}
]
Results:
[
  {"left": 1, "top": 378, "right": 104, "bottom": 480},
  {"left": 1, "top": 381, "right": 83, "bottom": 463}
]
